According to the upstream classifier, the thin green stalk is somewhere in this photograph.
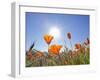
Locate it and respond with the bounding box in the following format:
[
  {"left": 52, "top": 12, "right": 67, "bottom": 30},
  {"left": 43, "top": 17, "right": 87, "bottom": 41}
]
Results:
[{"left": 69, "top": 39, "right": 73, "bottom": 51}]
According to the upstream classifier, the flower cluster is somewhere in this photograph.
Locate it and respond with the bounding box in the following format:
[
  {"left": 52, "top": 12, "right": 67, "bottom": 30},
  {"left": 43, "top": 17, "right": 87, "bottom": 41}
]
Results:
[{"left": 26, "top": 32, "right": 90, "bottom": 67}]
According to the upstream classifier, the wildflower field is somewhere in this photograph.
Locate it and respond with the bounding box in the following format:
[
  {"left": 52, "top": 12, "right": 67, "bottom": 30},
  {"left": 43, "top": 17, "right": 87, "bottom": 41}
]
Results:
[
  {"left": 26, "top": 33, "right": 90, "bottom": 67},
  {"left": 25, "top": 12, "right": 90, "bottom": 67}
]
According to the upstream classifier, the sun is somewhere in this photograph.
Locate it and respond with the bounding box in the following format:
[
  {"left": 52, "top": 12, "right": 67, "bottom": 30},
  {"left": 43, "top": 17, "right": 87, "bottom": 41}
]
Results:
[{"left": 49, "top": 27, "right": 61, "bottom": 39}]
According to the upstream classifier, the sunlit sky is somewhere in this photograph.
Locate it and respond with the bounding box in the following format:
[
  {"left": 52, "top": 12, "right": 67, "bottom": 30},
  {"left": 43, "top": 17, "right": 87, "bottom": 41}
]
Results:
[{"left": 25, "top": 12, "right": 89, "bottom": 52}]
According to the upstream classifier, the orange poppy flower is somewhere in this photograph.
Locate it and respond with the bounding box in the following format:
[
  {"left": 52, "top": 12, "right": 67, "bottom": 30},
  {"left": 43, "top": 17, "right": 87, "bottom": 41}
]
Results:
[
  {"left": 44, "top": 34, "right": 53, "bottom": 45},
  {"left": 48, "top": 44, "right": 62, "bottom": 55},
  {"left": 67, "top": 32, "right": 71, "bottom": 39},
  {"left": 75, "top": 43, "right": 81, "bottom": 49}
]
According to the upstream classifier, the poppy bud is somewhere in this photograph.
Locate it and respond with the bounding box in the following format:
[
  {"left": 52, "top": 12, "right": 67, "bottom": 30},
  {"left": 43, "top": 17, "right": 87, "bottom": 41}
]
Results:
[
  {"left": 67, "top": 32, "right": 71, "bottom": 39},
  {"left": 75, "top": 44, "right": 81, "bottom": 49},
  {"left": 87, "top": 38, "right": 90, "bottom": 44}
]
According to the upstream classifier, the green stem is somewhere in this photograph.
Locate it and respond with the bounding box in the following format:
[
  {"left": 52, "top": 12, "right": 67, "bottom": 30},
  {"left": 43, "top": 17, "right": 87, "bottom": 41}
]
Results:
[
  {"left": 70, "top": 40, "right": 73, "bottom": 51},
  {"left": 84, "top": 52, "right": 86, "bottom": 64},
  {"left": 48, "top": 44, "right": 49, "bottom": 53}
]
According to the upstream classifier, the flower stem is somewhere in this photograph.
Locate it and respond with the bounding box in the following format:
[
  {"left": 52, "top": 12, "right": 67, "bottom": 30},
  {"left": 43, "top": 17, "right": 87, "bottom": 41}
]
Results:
[
  {"left": 48, "top": 44, "right": 49, "bottom": 52},
  {"left": 70, "top": 40, "right": 73, "bottom": 51}
]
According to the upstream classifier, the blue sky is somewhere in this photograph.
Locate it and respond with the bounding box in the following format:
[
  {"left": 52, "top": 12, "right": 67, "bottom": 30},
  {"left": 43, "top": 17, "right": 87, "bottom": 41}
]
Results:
[{"left": 25, "top": 12, "right": 89, "bottom": 52}]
